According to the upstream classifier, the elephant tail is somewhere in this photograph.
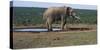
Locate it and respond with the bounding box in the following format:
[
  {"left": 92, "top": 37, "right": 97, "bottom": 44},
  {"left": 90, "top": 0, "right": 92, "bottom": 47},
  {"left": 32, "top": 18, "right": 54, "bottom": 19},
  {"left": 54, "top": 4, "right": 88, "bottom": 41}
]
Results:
[{"left": 43, "top": 13, "right": 47, "bottom": 20}]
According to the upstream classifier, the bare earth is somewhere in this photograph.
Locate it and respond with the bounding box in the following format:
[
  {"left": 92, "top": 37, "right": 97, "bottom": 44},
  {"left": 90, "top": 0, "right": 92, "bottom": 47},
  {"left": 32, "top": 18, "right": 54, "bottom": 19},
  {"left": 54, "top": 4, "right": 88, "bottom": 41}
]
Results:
[{"left": 12, "top": 24, "right": 97, "bottom": 49}]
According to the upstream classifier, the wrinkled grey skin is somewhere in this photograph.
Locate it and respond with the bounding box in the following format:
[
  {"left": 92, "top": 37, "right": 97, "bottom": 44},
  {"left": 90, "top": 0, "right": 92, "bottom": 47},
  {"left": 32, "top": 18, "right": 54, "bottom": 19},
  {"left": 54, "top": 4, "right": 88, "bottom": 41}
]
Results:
[{"left": 43, "top": 6, "right": 79, "bottom": 31}]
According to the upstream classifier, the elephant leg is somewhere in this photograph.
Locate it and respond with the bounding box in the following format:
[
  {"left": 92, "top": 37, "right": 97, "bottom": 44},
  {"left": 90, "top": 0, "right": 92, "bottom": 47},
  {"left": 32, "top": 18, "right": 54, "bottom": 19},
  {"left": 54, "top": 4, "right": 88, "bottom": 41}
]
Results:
[
  {"left": 48, "top": 24, "right": 52, "bottom": 31},
  {"left": 65, "top": 23, "right": 70, "bottom": 31},
  {"left": 47, "top": 18, "right": 53, "bottom": 31},
  {"left": 46, "top": 20, "right": 49, "bottom": 29},
  {"left": 61, "top": 21, "right": 66, "bottom": 30},
  {"left": 61, "top": 15, "right": 66, "bottom": 30}
]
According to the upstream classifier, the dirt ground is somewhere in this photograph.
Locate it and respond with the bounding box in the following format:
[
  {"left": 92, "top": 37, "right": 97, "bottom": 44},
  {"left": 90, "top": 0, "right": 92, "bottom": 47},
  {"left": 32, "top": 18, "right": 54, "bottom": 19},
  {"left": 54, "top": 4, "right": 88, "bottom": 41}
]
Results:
[{"left": 12, "top": 24, "right": 97, "bottom": 49}]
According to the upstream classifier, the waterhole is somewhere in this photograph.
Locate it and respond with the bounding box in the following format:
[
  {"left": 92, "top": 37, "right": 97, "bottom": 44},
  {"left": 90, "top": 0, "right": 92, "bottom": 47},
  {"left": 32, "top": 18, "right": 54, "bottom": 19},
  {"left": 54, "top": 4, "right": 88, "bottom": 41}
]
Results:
[{"left": 13, "top": 27, "right": 92, "bottom": 32}]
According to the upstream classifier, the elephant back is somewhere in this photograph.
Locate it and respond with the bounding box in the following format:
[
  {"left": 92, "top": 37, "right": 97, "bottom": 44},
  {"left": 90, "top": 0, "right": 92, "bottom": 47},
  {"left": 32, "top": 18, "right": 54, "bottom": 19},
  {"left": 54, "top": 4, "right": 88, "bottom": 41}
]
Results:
[{"left": 43, "top": 6, "right": 66, "bottom": 19}]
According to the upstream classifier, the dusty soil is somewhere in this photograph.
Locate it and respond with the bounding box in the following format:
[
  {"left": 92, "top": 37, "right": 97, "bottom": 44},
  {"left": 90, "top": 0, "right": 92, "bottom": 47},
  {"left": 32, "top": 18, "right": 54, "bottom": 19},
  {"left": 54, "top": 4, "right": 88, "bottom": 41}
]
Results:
[
  {"left": 12, "top": 31, "right": 97, "bottom": 49},
  {"left": 11, "top": 24, "right": 97, "bottom": 49}
]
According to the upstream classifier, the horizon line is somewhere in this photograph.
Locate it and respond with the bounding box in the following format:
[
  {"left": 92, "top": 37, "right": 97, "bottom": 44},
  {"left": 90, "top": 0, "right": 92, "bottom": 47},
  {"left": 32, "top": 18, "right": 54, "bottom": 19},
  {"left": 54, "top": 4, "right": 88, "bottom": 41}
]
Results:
[{"left": 10, "top": 1, "right": 97, "bottom": 10}]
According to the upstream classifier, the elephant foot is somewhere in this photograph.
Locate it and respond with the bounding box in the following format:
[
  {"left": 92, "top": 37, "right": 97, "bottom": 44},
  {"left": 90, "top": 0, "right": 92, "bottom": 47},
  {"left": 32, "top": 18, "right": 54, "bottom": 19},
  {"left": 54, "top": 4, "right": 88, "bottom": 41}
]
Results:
[
  {"left": 61, "top": 28, "right": 64, "bottom": 31},
  {"left": 48, "top": 29, "right": 52, "bottom": 31}
]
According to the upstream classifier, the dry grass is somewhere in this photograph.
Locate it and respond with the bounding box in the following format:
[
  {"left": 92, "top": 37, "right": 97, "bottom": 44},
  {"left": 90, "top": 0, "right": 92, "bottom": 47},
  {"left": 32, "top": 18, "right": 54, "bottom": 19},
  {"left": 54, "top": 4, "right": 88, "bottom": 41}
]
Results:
[{"left": 12, "top": 30, "right": 97, "bottom": 49}]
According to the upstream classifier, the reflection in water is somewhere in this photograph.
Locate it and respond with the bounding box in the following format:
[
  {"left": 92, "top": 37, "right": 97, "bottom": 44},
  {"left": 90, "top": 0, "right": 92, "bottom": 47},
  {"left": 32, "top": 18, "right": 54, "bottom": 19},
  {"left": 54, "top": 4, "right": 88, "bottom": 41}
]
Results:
[{"left": 14, "top": 28, "right": 61, "bottom": 32}]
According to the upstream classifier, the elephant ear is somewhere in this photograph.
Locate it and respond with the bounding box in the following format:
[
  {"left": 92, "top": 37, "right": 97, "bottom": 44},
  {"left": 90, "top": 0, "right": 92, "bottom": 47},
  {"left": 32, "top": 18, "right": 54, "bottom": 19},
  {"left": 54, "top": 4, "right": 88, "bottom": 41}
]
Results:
[{"left": 66, "top": 7, "right": 73, "bottom": 16}]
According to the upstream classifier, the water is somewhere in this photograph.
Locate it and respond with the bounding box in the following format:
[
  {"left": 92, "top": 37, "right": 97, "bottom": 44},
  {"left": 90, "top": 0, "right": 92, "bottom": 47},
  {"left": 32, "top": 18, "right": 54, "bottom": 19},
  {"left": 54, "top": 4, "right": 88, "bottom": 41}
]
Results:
[{"left": 14, "top": 28, "right": 61, "bottom": 32}]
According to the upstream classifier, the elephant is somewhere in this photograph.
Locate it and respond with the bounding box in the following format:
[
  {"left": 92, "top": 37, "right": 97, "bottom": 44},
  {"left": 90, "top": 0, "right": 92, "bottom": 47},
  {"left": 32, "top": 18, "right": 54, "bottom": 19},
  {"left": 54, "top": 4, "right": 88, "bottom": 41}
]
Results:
[{"left": 43, "top": 6, "right": 79, "bottom": 31}]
